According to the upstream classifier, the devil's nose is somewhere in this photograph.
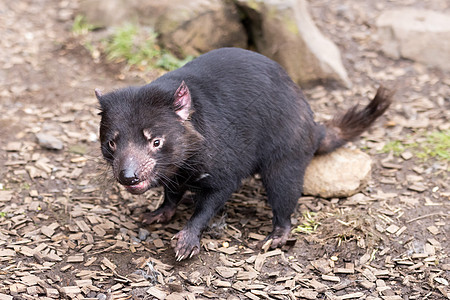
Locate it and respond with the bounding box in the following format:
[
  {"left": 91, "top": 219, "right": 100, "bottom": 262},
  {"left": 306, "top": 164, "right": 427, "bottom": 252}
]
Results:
[{"left": 118, "top": 169, "right": 140, "bottom": 186}]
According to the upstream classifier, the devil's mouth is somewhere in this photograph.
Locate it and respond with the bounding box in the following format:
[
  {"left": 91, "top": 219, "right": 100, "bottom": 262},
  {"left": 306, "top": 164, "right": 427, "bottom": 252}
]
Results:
[{"left": 124, "top": 179, "right": 152, "bottom": 195}]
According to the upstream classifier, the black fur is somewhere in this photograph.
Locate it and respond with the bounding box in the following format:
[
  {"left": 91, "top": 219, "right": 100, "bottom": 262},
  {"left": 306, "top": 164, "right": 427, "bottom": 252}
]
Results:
[{"left": 97, "top": 48, "right": 392, "bottom": 260}]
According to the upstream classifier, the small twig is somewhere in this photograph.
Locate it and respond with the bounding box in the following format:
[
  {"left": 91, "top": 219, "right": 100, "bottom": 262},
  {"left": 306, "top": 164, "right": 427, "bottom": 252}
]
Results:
[{"left": 406, "top": 212, "right": 448, "bottom": 224}]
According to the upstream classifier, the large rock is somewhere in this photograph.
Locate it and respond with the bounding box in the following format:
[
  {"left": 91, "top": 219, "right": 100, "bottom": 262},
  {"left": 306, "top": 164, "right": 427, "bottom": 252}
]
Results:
[
  {"left": 235, "top": 0, "right": 351, "bottom": 87},
  {"left": 78, "top": 0, "right": 135, "bottom": 28},
  {"left": 78, "top": 0, "right": 247, "bottom": 56},
  {"left": 376, "top": 9, "right": 450, "bottom": 71},
  {"left": 154, "top": 0, "right": 247, "bottom": 56},
  {"left": 303, "top": 148, "right": 372, "bottom": 198}
]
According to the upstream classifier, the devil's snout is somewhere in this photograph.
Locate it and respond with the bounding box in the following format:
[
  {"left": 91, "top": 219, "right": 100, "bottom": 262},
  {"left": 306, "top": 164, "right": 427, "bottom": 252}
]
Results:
[
  {"left": 117, "top": 158, "right": 140, "bottom": 186},
  {"left": 119, "top": 169, "right": 140, "bottom": 186}
]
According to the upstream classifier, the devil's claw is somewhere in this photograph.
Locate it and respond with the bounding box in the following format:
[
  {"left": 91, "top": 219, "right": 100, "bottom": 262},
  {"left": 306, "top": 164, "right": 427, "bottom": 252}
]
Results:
[
  {"left": 172, "top": 229, "right": 201, "bottom": 261},
  {"left": 142, "top": 206, "right": 177, "bottom": 224}
]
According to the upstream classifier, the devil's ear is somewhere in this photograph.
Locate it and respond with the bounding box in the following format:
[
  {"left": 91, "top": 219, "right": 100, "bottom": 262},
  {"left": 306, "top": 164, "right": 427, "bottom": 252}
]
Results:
[
  {"left": 95, "top": 89, "right": 105, "bottom": 116},
  {"left": 173, "top": 81, "right": 192, "bottom": 122},
  {"left": 95, "top": 88, "right": 103, "bottom": 100}
]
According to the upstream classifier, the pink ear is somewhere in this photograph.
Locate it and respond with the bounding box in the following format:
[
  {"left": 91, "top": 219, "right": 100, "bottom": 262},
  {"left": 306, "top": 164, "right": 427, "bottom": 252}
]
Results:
[
  {"left": 174, "top": 81, "right": 191, "bottom": 121},
  {"left": 94, "top": 88, "right": 103, "bottom": 99}
]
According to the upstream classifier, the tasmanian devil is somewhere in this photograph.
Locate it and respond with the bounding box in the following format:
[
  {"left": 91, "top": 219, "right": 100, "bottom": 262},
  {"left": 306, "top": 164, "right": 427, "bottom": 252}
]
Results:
[{"left": 96, "top": 47, "right": 392, "bottom": 261}]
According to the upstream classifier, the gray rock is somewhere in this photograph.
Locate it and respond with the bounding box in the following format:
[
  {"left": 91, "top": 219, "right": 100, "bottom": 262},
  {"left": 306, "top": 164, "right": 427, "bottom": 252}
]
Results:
[
  {"left": 303, "top": 148, "right": 372, "bottom": 198},
  {"left": 35, "top": 133, "right": 64, "bottom": 150},
  {"left": 78, "top": 0, "right": 247, "bottom": 56},
  {"left": 377, "top": 9, "right": 450, "bottom": 71},
  {"left": 131, "top": 236, "right": 142, "bottom": 244},
  {"left": 236, "top": 0, "right": 351, "bottom": 87},
  {"left": 96, "top": 293, "right": 107, "bottom": 300},
  {"left": 138, "top": 228, "right": 150, "bottom": 241}
]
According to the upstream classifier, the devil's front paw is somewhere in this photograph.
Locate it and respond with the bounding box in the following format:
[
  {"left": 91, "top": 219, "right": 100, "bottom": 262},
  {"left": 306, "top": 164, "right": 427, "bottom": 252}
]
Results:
[
  {"left": 142, "top": 206, "right": 176, "bottom": 224},
  {"left": 261, "top": 226, "right": 291, "bottom": 249},
  {"left": 171, "top": 229, "right": 201, "bottom": 261}
]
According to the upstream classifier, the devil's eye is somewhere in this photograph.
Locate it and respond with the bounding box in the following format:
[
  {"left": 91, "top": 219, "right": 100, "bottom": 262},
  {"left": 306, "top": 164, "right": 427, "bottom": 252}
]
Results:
[
  {"left": 153, "top": 139, "right": 162, "bottom": 148},
  {"left": 108, "top": 140, "right": 116, "bottom": 151}
]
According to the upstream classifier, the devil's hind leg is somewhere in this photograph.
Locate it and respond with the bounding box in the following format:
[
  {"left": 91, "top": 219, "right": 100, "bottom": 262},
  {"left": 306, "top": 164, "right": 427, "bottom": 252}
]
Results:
[{"left": 260, "top": 153, "right": 312, "bottom": 248}]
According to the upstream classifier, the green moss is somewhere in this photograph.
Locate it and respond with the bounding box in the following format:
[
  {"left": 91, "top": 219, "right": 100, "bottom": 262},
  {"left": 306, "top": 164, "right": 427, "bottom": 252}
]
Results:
[
  {"left": 72, "top": 14, "right": 194, "bottom": 71},
  {"left": 72, "top": 15, "right": 97, "bottom": 36},
  {"left": 105, "top": 23, "right": 150, "bottom": 64},
  {"left": 381, "top": 130, "right": 449, "bottom": 161},
  {"left": 104, "top": 23, "right": 193, "bottom": 71},
  {"left": 381, "top": 140, "right": 406, "bottom": 156},
  {"left": 156, "top": 53, "right": 194, "bottom": 71},
  {"left": 416, "top": 130, "right": 450, "bottom": 160},
  {"left": 292, "top": 212, "right": 321, "bottom": 234}
]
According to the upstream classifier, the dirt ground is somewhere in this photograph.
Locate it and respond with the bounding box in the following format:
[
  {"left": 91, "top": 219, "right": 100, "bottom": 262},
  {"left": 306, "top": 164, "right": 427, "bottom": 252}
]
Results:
[{"left": 0, "top": 0, "right": 449, "bottom": 299}]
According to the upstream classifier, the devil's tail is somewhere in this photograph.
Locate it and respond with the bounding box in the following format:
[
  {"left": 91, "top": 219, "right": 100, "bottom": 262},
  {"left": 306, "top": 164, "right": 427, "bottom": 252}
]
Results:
[{"left": 315, "top": 86, "right": 393, "bottom": 155}]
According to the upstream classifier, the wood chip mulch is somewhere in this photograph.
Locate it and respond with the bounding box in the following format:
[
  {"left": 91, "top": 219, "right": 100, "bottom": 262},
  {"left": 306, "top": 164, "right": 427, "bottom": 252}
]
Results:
[{"left": 0, "top": 0, "right": 449, "bottom": 299}]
